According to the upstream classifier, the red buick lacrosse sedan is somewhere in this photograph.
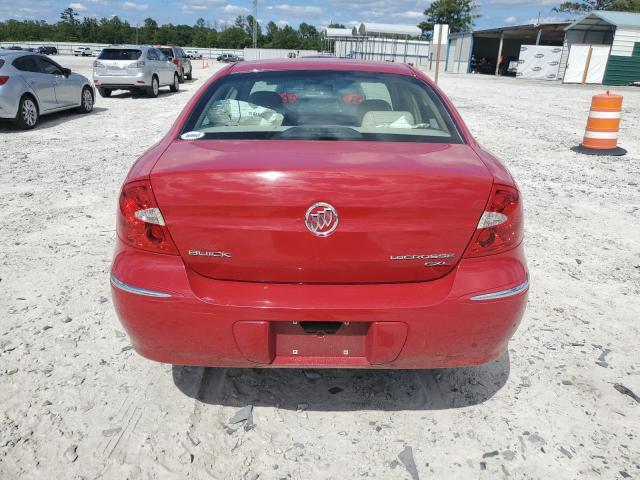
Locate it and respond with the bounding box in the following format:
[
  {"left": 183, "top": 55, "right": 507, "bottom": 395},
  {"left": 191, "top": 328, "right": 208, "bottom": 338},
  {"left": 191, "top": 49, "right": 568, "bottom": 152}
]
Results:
[{"left": 111, "top": 59, "right": 528, "bottom": 369}]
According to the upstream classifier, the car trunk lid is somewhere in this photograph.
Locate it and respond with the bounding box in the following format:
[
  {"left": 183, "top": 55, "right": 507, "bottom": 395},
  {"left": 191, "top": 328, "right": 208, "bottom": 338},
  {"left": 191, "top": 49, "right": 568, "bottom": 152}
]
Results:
[{"left": 151, "top": 140, "right": 492, "bottom": 284}]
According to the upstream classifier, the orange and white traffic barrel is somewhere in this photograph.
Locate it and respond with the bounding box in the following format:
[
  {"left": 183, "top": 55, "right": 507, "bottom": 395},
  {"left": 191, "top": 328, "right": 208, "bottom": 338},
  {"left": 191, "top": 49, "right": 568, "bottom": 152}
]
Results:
[{"left": 573, "top": 92, "right": 626, "bottom": 156}]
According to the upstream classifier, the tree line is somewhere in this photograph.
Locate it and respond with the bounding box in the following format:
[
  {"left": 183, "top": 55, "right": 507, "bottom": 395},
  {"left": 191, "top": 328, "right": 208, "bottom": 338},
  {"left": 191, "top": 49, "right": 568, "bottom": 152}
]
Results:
[
  {"left": 0, "top": 8, "right": 331, "bottom": 50},
  {"left": 2, "top": 0, "right": 638, "bottom": 49}
]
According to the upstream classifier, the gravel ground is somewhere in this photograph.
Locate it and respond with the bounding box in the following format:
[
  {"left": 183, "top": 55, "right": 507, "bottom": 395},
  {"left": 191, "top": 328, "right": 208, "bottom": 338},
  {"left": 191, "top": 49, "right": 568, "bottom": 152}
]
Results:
[{"left": 1, "top": 56, "right": 639, "bottom": 480}]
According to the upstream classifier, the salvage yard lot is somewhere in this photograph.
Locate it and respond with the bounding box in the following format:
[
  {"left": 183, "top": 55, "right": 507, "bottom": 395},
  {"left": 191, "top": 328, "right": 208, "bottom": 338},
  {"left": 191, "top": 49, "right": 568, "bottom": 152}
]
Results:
[{"left": 1, "top": 56, "right": 639, "bottom": 479}]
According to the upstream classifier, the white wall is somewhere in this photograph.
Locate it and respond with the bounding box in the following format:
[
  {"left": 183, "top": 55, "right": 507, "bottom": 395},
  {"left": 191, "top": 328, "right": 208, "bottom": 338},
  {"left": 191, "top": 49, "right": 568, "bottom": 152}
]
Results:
[
  {"left": 243, "top": 48, "right": 318, "bottom": 60},
  {"left": 445, "top": 34, "right": 472, "bottom": 74},
  {"left": 558, "top": 29, "right": 614, "bottom": 80},
  {"left": 611, "top": 27, "right": 640, "bottom": 57},
  {"left": 334, "top": 37, "right": 431, "bottom": 65},
  {"left": 0, "top": 41, "right": 244, "bottom": 58}
]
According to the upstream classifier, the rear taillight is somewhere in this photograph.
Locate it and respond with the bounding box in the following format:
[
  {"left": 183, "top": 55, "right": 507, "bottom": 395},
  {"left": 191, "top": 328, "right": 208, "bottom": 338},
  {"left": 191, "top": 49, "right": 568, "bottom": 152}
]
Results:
[
  {"left": 464, "top": 184, "right": 523, "bottom": 258},
  {"left": 127, "top": 61, "right": 145, "bottom": 69},
  {"left": 0, "top": 76, "right": 9, "bottom": 86},
  {"left": 342, "top": 94, "right": 365, "bottom": 104},
  {"left": 278, "top": 92, "right": 298, "bottom": 103},
  {"left": 117, "top": 180, "right": 179, "bottom": 255},
  {"left": 172, "top": 58, "right": 179, "bottom": 65}
]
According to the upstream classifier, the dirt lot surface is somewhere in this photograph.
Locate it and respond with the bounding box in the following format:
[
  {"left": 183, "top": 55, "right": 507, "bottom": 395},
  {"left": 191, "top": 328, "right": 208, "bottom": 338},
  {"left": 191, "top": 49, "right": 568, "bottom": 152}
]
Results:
[{"left": 1, "top": 56, "right": 639, "bottom": 480}]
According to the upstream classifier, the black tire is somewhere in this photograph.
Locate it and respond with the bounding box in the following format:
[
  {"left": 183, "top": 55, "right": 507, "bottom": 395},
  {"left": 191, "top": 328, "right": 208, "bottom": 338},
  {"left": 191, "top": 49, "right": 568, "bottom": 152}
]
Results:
[
  {"left": 97, "top": 87, "right": 112, "bottom": 98},
  {"left": 76, "top": 86, "right": 94, "bottom": 113},
  {"left": 185, "top": 68, "right": 192, "bottom": 81},
  {"left": 147, "top": 76, "right": 159, "bottom": 97},
  {"left": 169, "top": 74, "right": 180, "bottom": 93},
  {"left": 14, "top": 95, "right": 39, "bottom": 129},
  {"left": 179, "top": 69, "right": 185, "bottom": 84}
]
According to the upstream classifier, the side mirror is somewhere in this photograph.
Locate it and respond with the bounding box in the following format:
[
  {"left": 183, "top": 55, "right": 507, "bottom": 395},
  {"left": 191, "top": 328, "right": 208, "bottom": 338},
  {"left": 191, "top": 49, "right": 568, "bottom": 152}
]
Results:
[{"left": 62, "top": 68, "right": 71, "bottom": 77}]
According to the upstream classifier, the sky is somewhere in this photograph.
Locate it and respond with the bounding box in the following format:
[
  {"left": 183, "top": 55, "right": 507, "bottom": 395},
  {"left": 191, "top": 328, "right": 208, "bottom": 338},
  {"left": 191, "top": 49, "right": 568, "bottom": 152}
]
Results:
[{"left": 0, "top": 0, "right": 574, "bottom": 31}]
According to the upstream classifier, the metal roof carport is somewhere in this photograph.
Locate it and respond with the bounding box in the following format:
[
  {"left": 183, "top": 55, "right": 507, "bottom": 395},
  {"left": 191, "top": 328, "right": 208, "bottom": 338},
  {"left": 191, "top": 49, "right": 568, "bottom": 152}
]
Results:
[
  {"left": 471, "top": 23, "right": 569, "bottom": 75},
  {"left": 560, "top": 11, "right": 640, "bottom": 85}
]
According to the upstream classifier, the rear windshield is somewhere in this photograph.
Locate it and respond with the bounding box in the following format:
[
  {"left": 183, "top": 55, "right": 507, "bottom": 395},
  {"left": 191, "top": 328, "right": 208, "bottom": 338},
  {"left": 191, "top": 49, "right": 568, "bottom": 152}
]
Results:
[
  {"left": 159, "top": 48, "right": 174, "bottom": 58},
  {"left": 98, "top": 48, "right": 142, "bottom": 61},
  {"left": 181, "top": 70, "right": 462, "bottom": 143}
]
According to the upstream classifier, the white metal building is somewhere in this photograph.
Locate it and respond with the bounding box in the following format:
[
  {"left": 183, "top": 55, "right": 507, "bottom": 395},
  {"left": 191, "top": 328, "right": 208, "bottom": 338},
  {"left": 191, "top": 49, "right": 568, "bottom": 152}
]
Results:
[
  {"left": 357, "top": 23, "right": 422, "bottom": 37},
  {"left": 560, "top": 11, "right": 640, "bottom": 85}
]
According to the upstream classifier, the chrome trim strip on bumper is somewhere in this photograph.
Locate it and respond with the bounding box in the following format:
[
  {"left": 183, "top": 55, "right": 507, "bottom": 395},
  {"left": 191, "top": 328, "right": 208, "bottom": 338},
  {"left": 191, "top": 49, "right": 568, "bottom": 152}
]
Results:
[
  {"left": 469, "top": 278, "right": 529, "bottom": 301},
  {"left": 110, "top": 275, "right": 172, "bottom": 298}
]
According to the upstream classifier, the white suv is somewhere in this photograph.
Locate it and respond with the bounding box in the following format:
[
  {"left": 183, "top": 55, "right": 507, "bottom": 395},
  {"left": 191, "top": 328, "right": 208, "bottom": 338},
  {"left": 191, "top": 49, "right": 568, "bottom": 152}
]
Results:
[
  {"left": 185, "top": 49, "right": 203, "bottom": 60},
  {"left": 93, "top": 45, "right": 180, "bottom": 98},
  {"left": 73, "top": 46, "right": 93, "bottom": 56}
]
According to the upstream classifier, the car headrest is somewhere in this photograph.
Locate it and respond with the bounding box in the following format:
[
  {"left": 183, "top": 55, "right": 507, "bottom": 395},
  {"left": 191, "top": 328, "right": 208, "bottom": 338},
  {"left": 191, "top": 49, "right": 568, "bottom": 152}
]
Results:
[
  {"left": 361, "top": 111, "right": 416, "bottom": 129},
  {"left": 247, "top": 91, "right": 284, "bottom": 110},
  {"left": 357, "top": 99, "right": 392, "bottom": 117}
]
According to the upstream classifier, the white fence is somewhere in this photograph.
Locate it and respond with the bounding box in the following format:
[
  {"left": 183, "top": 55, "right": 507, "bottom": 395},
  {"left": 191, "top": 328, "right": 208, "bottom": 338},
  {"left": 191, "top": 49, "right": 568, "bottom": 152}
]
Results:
[
  {"left": 244, "top": 48, "right": 319, "bottom": 60},
  {"left": 0, "top": 41, "right": 244, "bottom": 59},
  {"left": 334, "top": 37, "right": 432, "bottom": 65}
]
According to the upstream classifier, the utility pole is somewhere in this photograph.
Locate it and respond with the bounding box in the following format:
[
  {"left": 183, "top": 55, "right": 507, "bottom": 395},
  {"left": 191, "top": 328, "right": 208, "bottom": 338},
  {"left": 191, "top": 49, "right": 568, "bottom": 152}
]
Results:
[{"left": 252, "top": 0, "right": 258, "bottom": 48}]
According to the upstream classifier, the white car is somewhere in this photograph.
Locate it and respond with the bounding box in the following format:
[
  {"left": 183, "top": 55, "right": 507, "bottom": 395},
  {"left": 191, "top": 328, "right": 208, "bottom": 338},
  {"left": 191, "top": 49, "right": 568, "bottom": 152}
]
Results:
[
  {"left": 184, "top": 49, "right": 202, "bottom": 60},
  {"left": 73, "top": 46, "right": 92, "bottom": 57}
]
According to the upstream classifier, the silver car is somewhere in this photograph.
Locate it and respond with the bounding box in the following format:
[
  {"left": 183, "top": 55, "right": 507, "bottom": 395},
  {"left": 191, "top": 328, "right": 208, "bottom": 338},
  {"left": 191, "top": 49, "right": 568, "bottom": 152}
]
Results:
[
  {"left": 93, "top": 45, "right": 180, "bottom": 98},
  {"left": 0, "top": 49, "right": 95, "bottom": 129}
]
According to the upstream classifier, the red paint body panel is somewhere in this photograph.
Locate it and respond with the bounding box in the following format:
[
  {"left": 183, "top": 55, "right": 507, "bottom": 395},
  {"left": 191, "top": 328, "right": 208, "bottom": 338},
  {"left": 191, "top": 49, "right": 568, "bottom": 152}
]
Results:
[
  {"left": 111, "top": 240, "right": 527, "bottom": 368},
  {"left": 229, "top": 58, "right": 418, "bottom": 77},
  {"left": 111, "top": 59, "right": 528, "bottom": 369},
  {"left": 150, "top": 141, "right": 492, "bottom": 283}
]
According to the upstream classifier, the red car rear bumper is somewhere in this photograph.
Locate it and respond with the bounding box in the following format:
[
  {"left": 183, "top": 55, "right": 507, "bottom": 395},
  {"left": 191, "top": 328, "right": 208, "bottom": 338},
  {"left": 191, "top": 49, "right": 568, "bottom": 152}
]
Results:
[{"left": 111, "top": 240, "right": 528, "bottom": 369}]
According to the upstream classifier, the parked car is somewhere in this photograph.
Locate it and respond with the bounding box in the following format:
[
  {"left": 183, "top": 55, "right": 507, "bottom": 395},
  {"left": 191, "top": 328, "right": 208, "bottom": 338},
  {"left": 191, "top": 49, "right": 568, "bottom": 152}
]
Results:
[
  {"left": 157, "top": 45, "right": 192, "bottom": 82},
  {"left": 184, "top": 49, "right": 202, "bottom": 60},
  {"left": 93, "top": 45, "right": 179, "bottom": 98},
  {"left": 110, "top": 58, "right": 528, "bottom": 369},
  {"left": 8, "top": 46, "right": 22, "bottom": 51},
  {"left": 217, "top": 53, "right": 243, "bottom": 63},
  {"left": 73, "top": 46, "right": 93, "bottom": 56},
  {"left": 92, "top": 48, "right": 102, "bottom": 57},
  {"left": 37, "top": 46, "right": 58, "bottom": 55},
  {"left": 0, "top": 49, "right": 94, "bottom": 129}
]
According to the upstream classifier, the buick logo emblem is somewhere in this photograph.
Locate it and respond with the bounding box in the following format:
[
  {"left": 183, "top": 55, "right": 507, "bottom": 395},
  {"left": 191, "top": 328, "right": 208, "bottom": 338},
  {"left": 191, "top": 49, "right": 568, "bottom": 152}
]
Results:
[{"left": 305, "top": 202, "right": 339, "bottom": 237}]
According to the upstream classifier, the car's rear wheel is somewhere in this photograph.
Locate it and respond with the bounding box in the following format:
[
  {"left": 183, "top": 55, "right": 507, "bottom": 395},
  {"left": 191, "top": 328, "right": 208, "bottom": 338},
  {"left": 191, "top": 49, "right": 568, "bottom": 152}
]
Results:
[
  {"left": 14, "top": 95, "right": 39, "bottom": 129},
  {"left": 185, "top": 68, "right": 192, "bottom": 81},
  {"left": 98, "top": 87, "right": 112, "bottom": 98},
  {"left": 76, "top": 86, "right": 94, "bottom": 113},
  {"left": 169, "top": 74, "right": 180, "bottom": 93},
  {"left": 147, "top": 76, "right": 160, "bottom": 98}
]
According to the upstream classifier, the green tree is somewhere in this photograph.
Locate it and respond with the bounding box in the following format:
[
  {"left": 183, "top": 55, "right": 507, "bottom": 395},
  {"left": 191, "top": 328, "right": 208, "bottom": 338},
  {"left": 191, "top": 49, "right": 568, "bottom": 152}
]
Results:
[
  {"left": 139, "top": 17, "right": 158, "bottom": 44},
  {"left": 264, "top": 20, "right": 279, "bottom": 46},
  {"left": 554, "top": 0, "right": 640, "bottom": 12},
  {"left": 58, "top": 7, "right": 80, "bottom": 40},
  {"left": 80, "top": 17, "right": 100, "bottom": 43},
  {"left": 217, "top": 26, "right": 251, "bottom": 48},
  {"left": 611, "top": 0, "right": 640, "bottom": 11},
  {"left": 298, "top": 22, "right": 321, "bottom": 50},
  {"left": 0, "top": 14, "right": 334, "bottom": 50},
  {"left": 193, "top": 18, "right": 215, "bottom": 47},
  {"left": 60, "top": 7, "right": 79, "bottom": 25},
  {"left": 327, "top": 23, "right": 346, "bottom": 28},
  {"left": 419, "top": 0, "right": 479, "bottom": 34},
  {"left": 270, "top": 25, "right": 301, "bottom": 48},
  {"left": 245, "top": 15, "right": 263, "bottom": 46}
]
